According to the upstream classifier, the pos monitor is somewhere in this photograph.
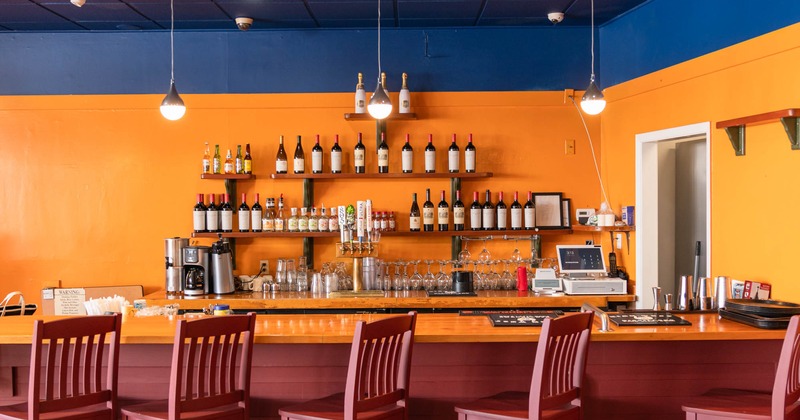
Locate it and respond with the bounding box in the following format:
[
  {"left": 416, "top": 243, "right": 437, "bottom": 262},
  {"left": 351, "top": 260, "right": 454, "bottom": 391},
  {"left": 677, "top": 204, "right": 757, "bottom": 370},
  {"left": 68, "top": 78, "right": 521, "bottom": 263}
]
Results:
[{"left": 556, "top": 245, "right": 607, "bottom": 279}]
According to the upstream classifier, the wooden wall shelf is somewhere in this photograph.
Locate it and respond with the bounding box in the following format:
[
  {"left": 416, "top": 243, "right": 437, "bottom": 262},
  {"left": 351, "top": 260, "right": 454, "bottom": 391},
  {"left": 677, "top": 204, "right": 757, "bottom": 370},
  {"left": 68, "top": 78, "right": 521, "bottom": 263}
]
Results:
[
  {"left": 344, "top": 112, "right": 417, "bottom": 121},
  {"left": 271, "top": 172, "right": 493, "bottom": 180},
  {"left": 192, "top": 228, "right": 572, "bottom": 239},
  {"left": 572, "top": 225, "right": 634, "bottom": 232},
  {"left": 716, "top": 108, "right": 800, "bottom": 156},
  {"left": 200, "top": 174, "right": 255, "bottom": 180}
]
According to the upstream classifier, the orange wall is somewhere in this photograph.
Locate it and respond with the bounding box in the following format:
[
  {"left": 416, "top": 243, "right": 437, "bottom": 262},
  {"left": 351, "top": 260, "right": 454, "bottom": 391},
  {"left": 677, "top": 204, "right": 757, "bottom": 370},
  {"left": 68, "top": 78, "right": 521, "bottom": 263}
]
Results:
[
  {"left": 602, "top": 23, "right": 800, "bottom": 301},
  {"left": 0, "top": 91, "right": 602, "bottom": 303}
]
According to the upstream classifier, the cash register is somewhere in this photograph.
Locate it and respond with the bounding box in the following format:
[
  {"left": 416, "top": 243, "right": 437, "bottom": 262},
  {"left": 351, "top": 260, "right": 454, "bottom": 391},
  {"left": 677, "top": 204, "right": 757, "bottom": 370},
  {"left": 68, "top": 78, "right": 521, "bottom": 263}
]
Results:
[{"left": 557, "top": 245, "right": 627, "bottom": 295}]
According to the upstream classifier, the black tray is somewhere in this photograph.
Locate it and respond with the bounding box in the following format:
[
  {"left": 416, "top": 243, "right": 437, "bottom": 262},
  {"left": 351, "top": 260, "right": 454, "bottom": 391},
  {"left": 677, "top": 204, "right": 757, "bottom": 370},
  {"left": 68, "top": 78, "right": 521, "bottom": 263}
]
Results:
[
  {"left": 460, "top": 310, "right": 565, "bottom": 317},
  {"left": 719, "top": 308, "right": 791, "bottom": 329},
  {"left": 725, "top": 299, "right": 800, "bottom": 317},
  {"left": 608, "top": 312, "right": 691, "bottom": 326},
  {"left": 427, "top": 291, "right": 477, "bottom": 297},
  {"left": 487, "top": 311, "right": 562, "bottom": 327}
]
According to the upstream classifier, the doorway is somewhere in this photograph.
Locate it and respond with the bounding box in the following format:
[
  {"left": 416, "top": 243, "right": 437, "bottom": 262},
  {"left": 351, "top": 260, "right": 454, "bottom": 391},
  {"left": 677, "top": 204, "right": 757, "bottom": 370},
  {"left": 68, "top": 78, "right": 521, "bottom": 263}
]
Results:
[{"left": 635, "top": 122, "right": 711, "bottom": 309}]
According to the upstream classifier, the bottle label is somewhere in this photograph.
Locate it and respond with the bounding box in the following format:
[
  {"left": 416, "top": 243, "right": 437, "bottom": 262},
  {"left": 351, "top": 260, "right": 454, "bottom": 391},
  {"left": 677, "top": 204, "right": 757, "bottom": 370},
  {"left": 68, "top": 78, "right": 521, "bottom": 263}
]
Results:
[
  {"left": 263, "top": 218, "right": 274, "bottom": 232},
  {"left": 470, "top": 208, "right": 482, "bottom": 229},
  {"left": 329, "top": 218, "right": 339, "bottom": 231},
  {"left": 524, "top": 208, "right": 536, "bottom": 228},
  {"left": 401, "top": 100, "right": 410, "bottom": 111},
  {"left": 454, "top": 207, "right": 465, "bottom": 225},
  {"left": 331, "top": 151, "right": 342, "bottom": 172},
  {"left": 402, "top": 151, "right": 413, "bottom": 172},
  {"left": 224, "top": 162, "right": 234, "bottom": 174},
  {"left": 276, "top": 160, "right": 288, "bottom": 173},
  {"left": 373, "top": 219, "right": 381, "bottom": 231},
  {"left": 206, "top": 211, "right": 219, "bottom": 231},
  {"left": 221, "top": 210, "right": 233, "bottom": 231},
  {"left": 380, "top": 219, "right": 388, "bottom": 230},
  {"left": 318, "top": 218, "right": 328, "bottom": 232},
  {"left": 388, "top": 217, "right": 396, "bottom": 230},
  {"left": 298, "top": 218, "right": 309, "bottom": 232},
  {"left": 274, "top": 218, "right": 285, "bottom": 231},
  {"left": 213, "top": 159, "right": 221, "bottom": 174},
  {"left": 244, "top": 160, "right": 252, "bottom": 174},
  {"left": 354, "top": 149, "right": 365, "bottom": 167},
  {"left": 409, "top": 216, "right": 421, "bottom": 230},
  {"left": 497, "top": 208, "right": 507, "bottom": 229},
  {"left": 235, "top": 159, "right": 243, "bottom": 174},
  {"left": 482, "top": 208, "right": 495, "bottom": 229},
  {"left": 511, "top": 208, "right": 522, "bottom": 228},
  {"left": 356, "top": 90, "right": 366, "bottom": 113},
  {"left": 293, "top": 158, "right": 304, "bottom": 173},
  {"left": 423, "top": 208, "right": 434, "bottom": 225},
  {"left": 465, "top": 150, "right": 476, "bottom": 172},
  {"left": 251, "top": 210, "right": 262, "bottom": 231},
  {"left": 448, "top": 150, "right": 459, "bottom": 171},
  {"left": 193, "top": 211, "right": 206, "bottom": 231},
  {"left": 238, "top": 210, "right": 250, "bottom": 231},
  {"left": 308, "top": 218, "right": 318, "bottom": 231},
  {"left": 437, "top": 208, "right": 449, "bottom": 225},
  {"left": 202, "top": 159, "right": 210, "bottom": 173},
  {"left": 312, "top": 152, "right": 323, "bottom": 172},
  {"left": 378, "top": 150, "right": 389, "bottom": 167},
  {"left": 425, "top": 151, "right": 435, "bottom": 171},
  {"left": 288, "top": 218, "right": 298, "bottom": 232}
]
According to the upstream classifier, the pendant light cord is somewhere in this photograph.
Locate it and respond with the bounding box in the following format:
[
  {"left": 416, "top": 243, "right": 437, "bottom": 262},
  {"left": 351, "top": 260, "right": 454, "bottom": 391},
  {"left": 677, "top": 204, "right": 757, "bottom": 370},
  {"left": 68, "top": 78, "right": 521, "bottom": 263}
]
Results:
[
  {"left": 590, "top": 0, "right": 595, "bottom": 81},
  {"left": 377, "top": 0, "right": 382, "bottom": 78},
  {"left": 169, "top": 0, "right": 175, "bottom": 83},
  {"left": 569, "top": 95, "right": 610, "bottom": 206}
]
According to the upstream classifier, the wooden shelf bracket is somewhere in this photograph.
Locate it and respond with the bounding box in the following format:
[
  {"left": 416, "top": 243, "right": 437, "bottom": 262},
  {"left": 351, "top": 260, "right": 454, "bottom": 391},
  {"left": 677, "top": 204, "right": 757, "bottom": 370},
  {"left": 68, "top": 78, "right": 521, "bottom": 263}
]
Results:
[{"left": 716, "top": 108, "right": 800, "bottom": 156}]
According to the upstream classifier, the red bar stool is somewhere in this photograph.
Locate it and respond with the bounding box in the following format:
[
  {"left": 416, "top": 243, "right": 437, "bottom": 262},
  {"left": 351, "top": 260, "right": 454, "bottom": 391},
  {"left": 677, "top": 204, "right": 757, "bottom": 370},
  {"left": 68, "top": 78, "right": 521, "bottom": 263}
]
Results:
[
  {"left": 0, "top": 313, "right": 122, "bottom": 420},
  {"left": 454, "top": 311, "right": 594, "bottom": 420},
  {"left": 682, "top": 314, "right": 800, "bottom": 419},
  {"left": 279, "top": 311, "right": 417, "bottom": 420},
  {"left": 121, "top": 312, "right": 256, "bottom": 420}
]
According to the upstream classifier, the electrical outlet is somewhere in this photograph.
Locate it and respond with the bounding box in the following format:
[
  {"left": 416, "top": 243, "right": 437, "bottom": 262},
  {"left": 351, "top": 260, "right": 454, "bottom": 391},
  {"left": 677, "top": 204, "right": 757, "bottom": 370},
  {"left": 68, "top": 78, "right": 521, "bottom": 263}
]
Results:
[
  {"left": 564, "top": 88, "right": 574, "bottom": 104},
  {"left": 565, "top": 139, "right": 575, "bottom": 155},
  {"left": 259, "top": 260, "right": 269, "bottom": 274}
]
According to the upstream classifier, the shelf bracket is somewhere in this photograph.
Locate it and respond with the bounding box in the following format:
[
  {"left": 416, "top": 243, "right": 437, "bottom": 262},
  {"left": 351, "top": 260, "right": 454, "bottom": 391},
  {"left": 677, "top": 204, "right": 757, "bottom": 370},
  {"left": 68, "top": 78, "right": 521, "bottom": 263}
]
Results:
[
  {"left": 724, "top": 125, "right": 745, "bottom": 156},
  {"left": 781, "top": 116, "right": 800, "bottom": 150}
]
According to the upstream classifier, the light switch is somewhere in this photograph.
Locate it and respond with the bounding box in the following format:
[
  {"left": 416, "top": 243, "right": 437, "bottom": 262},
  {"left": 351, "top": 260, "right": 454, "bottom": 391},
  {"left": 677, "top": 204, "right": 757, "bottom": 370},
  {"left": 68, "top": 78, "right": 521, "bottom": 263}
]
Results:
[{"left": 565, "top": 139, "right": 575, "bottom": 155}]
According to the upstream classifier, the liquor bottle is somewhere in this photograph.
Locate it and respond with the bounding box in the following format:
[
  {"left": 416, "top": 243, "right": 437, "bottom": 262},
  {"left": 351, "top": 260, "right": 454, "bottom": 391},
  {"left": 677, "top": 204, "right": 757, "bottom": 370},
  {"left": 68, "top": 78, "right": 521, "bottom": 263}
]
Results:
[
  {"left": 388, "top": 211, "right": 396, "bottom": 231},
  {"left": 399, "top": 72, "right": 411, "bottom": 113},
  {"left": 496, "top": 191, "right": 507, "bottom": 230},
  {"left": 206, "top": 194, "right": 219, "bottom": 233},
  {"left": 422, "top": 188, "right": 435, "bottom": 232},
  {"left": 275, "top": 195, "right": 286, "bottom": 232},
  {"left": 308, "top": 207, "right": 319, "bottom": 232},
  {"left": 243, "top": 143, "right": 253, "bottom": 174},
  {"left": 465, "top": 134, "right": 476, "bottom": 173},
  {"left": 202, "top": 142, "right": 211, "bottom": 174},
  {"left": 524, "top": 191, "right": 536, "bottom": 230},
  {"left": 251, "top": 193, "right": 262, "bottom": 232},
  {"left": 238, "top": 193, "right": 250, "bottom": 232},
  {"left": 311, "top": 135, "right": 323, "bottom": 174},
  {"left": 318, "top": 207, "right": 329, "bottom": 232},
  {"left": 401, "top": 134, "right": 413, "bottom": 173},
  {"left": 293, "top": 135, "right": 305, "bottom": 174},
  {"left": 377, "top": 132, "right": 389, "bottom": 173},
  {"left": 212, "top": 145, "right": 221, "bottom": 174},
  {"left": 470, "top": 191, "right": 482, "bottom": 231},
  {"left": 328, "top": 207, "right": 339, "bottom": 232},
  {"left": 298, "top": 208, "right": 309, "bottom": 232},
  {"left": 453, "top": 190, "right": 465, "bottom": 231},
  {"left": 437, "top": 190, "right": 449, "bottom": 231},
  {"left": 235, "top": 145, "right": 243, "bottom": 174},
  {"left": 380, "top": 211, "right": 389, "bottom": 232},
  {"left": 482, "top": 189, "right": 495, "bottom": 230},
  {"left": 262, "top": 198, "right": 275, "bottom": 232},
  {"left": 371, "top": 212, "right": 380, "bottom": 232},
  {"left": 193, "top": 193, "right": 207, "bottom": 233},
  {"left": 355, "top": 72, "right": 366, "bottom": 114},
  {"left": 224, "top": 149, "right": 234, "bottom": 174},
  {"left": 409, "top": 193, "right": 421, "bottom": 232},
  {"left": 288, "top": 208, "right": 299, "bottom": 232},
  {"left": 510, "top": 191, "right": 523, "bottom": 230},
  {"left": 448, "top": 134, "right": 459, "bottom": 173},
  {"left": 275, "top": 136, "right": 288, "bottom": 174},
  {"left": 354, "top": 132, "right": 366, "bottom": 173},
  {"left": 424, "top": 134, "right": 436, "bottom": 173},
  {"left": 220, "top": 193, "right": 233, "bottom": 233},
  {"left": 330, "top": 135, "right": 343, "bottom": 174}
]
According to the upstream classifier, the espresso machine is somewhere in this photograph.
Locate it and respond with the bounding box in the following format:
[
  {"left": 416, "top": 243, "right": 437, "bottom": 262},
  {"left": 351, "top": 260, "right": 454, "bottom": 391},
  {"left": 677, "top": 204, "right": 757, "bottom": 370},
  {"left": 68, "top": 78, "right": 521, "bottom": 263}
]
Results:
[
  {"left": 164, "top": 237, "right": 189, "bottom": 294},
  {"left": 183, "top": 245, "right": 211, "bottom": 296},
  {"left": 209, "top": 238, "right": 235, "bottom": 294}
]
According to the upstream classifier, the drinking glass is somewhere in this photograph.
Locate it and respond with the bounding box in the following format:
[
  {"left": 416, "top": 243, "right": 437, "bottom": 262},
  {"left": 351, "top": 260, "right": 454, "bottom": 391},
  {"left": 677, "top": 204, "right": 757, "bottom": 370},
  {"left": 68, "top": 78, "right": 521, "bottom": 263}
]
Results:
[
  {"left": 458, "top": 242, "right": 471, "bottom": 265},
  {"left": 486, "top": 260, "right": 500, "bottom": 290},
  {"left": 478, "top": 239, "right": 491, "bottom": 262},
  {"left": 501, "top": 260, "right": 515, "bottom": 290},
  {"left": 472, "top": 261, "right": 483, "bottom": 290},
  {"left": 284, "top": 259, "right": 296, "bottom": 292},
  {"left": 275, "top": 258, "right": 286, "bottom": 291},
  {"left": 408, "top": 260, "right": 423, "bottom": 291},
  {"left": 436, "top": 260, "right": 450, "bottom": 291},
  {"left": 423, "top": 260, "right": 436, "bottom": 291},
  {"left": 510, "top": 239, "right": 522, "bottom": 263},
  {"left": 392, "top": 260, "right": 403, "bottom": 291}
]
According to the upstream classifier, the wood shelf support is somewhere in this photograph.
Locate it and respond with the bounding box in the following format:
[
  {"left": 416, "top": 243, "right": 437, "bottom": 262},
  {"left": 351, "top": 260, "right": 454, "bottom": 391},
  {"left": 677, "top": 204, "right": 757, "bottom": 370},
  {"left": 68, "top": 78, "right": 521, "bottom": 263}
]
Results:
[{"left": 716, "top": 108, "right": 800, "bottom": 156}]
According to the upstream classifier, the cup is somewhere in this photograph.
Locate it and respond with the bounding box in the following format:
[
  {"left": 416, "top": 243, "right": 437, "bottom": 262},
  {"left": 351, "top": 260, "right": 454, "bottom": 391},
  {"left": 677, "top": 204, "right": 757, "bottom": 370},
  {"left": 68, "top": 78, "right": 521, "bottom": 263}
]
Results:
[
  {"left": 715, "top": 276, "right": 731, "bottom": 309},
  {"left": 677, "top": 275, "right": 694, "bottom": 311},
  {"left": 121, "top": 304, "right": 135, "bottom": 322},
  {"left": 311, "top": 272, "right": 324, "bottom": 296},
  {"left": 697, "top": 277, "right": 714, "bottom": 309}
]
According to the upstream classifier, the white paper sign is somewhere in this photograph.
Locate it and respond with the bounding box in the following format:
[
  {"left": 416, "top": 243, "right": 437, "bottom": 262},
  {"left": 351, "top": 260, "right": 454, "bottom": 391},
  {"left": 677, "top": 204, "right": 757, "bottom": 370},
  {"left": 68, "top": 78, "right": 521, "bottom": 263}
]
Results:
[{"left": 54, "top": 288, "right": 86, "bottom": 315}]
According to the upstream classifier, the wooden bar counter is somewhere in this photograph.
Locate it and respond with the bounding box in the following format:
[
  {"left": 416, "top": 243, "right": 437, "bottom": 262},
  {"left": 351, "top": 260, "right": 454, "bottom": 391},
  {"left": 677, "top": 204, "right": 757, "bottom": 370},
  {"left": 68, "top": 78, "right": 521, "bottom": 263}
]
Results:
[{"left": 0, "top": 313, "right": 785, "bottom": 419}]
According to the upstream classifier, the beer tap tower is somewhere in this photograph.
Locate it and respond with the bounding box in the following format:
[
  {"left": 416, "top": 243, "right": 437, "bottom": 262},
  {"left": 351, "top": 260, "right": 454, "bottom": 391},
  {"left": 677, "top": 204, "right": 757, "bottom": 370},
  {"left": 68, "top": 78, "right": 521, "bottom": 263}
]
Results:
[{"left": 331, "top": 200, "right": 384, "bottom": 297}]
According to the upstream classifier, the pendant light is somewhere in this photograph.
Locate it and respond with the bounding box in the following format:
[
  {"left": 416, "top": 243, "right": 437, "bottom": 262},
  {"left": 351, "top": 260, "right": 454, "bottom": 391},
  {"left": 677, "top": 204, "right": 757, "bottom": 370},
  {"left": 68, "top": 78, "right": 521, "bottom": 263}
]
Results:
[
  {"left": 367, "top": 0, "right": 392, "bottom": 120},
  {"left": 160, "top": 0, "right": 186, "bottom": 121},
  {"left": 580, "top": 0, "right": 606, "bottom": 115}
]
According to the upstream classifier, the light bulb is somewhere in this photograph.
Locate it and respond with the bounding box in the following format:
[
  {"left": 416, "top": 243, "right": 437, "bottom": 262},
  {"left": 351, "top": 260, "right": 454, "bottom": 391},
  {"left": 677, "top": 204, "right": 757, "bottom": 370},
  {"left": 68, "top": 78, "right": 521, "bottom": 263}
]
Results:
[
  {"left": 71, "top": 0, "right": 86, "bottom": 7},
  {"left": 367, "top": 83, "right": 392, "bottom": 119},
  {"left": 160, "top": 80, "right": 186, "bottom": 121},
  {"left": 580, "top": 78, "right": 606, "bottom": 115}
]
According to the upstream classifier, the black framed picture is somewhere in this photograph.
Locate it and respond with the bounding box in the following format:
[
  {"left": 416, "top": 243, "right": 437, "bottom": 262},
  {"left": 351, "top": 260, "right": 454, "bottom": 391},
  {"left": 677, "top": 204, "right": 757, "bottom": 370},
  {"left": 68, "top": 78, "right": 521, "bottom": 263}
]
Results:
[
  {"left": 533, "top": 192, "right": 563, "bottom": 229},
  {"left": 562, "top": 198, "right": 572, "bottom": 228}
]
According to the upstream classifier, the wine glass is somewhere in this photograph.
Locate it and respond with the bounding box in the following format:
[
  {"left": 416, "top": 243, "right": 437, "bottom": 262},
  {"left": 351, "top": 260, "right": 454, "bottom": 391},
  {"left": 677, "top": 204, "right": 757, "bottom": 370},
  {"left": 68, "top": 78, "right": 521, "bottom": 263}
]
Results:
[
  {"left": 486, "top": 260, "right": 500, "bottom": 290},
  {"left": 501, "top": 259, "right": 515, "bottom": 290},
  {"left": 408, "top": 260, "right": 423, "bottom": 291},
  {"left": 478, "top": 239, "right": 491, "bottom": 262},
  {"left": 392, "top": 260, "right": 403, "bottom": 291},
  {"left": 423, "top": 260, "right": 436, "bottom": 291},
  {"left": 510, "top": 238, "right": 522, "bottom": 264},
  {"left": 472, "top": 260, "right": 483, "bottom": 290},
  {"left": 436, "top": 260, "right": 451, "bottom": 291},
  {"left": 458, "top": 241, "right": 471, "bottom": 265}
]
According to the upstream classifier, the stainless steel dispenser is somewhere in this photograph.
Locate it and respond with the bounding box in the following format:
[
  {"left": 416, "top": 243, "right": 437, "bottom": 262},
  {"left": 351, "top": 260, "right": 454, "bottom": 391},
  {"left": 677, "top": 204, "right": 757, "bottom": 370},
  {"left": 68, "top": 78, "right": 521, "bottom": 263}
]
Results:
[
  {"left": 183, "top": 246, "right": 211, "bottom": 296},
  {"left": 165, "top": 237, "right": 189, "bottom": 294},
  {"left": 210, "top": 239, "right": 235, "bottom": 294}
]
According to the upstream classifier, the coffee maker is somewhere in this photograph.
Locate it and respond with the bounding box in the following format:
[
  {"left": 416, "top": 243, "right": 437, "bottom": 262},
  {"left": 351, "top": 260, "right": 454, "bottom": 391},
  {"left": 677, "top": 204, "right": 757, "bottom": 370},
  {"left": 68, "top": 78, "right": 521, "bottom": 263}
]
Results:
[
  {"left": 164, "top": 237, "right": 189, "bottom": 294},
  {"left": 183, "top": 246, "right": 211, "bottom": 296},
  {"left": 210, "top": 238, "right": 236, "bottom": 294}
]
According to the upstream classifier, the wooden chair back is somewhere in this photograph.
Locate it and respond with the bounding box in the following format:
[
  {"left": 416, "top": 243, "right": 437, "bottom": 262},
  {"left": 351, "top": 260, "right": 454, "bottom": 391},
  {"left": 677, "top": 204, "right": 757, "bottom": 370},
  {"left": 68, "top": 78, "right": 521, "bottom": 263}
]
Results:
[
  {"left": 773, "top": 314, "right": 800, "bottom": 418},
  {"left": 529, "top": 311, "right": 594, "bottom": 418},
  {"left": 168, "top": 313, "right": 256, "bottom": 418},
  {"left": 344, "top": 312, "right": 417, "bottom": 420},
  {"left": 29, "top": 313, "right": 121, "bottom": 419}
]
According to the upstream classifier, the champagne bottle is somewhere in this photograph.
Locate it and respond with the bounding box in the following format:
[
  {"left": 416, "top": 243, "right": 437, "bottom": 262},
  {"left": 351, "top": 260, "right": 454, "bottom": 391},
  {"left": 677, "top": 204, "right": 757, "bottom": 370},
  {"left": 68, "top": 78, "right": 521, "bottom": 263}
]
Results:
[
  {"left": 202, "top": 142, "right": 211, "bottom": 174},
  {"left": 220, "top": 193, "right": 233, "bottom": 233},
  {"left": 524, "top": 191, "right": 536, "bottom": 230},
  {"left": 401, "top": 134, "right": 413, "bottom": 173},
  {"left": 224, "top": 149, "right": 234, "bottom": 174},
  {"left": 193, "top": 193, "right": 207, "bottom": 233},
  {"left": 275, "top": 136, "right": 288, "bottom": 174},
  {"left": 331, "top": 135, "right": 343, "bottom": 174},
  {"left": 275, "top": 195, "right": 286, "bottom": 232},
  {"left": 470, "top": 191, "right": 482, "bottom": 231},
  {"left": 212, "top": 145, "right": 221, "bottom": 174},
  {"left": 424, "top": 134, "right": 436, "bottom": 173},
  {"left": 354, "top": 132, "right": 366, "bottom": 173},
  {"left": 293, "top": 135, "right": 305, "bottom": 174},
  {"left": 243, "top": 143, "right": 253, "bottom": 174},
  {"left": 399, "top": 72, "right": 411, "bottom": 113},
  {"left": 235, "top": 145, "right": 243, "bottom": 174},
  {"left": 238, "top": 193, "right": 250, "bottom": 232},
  {"left": 453, "top": 190, "right": 465, "bottom": 231},
  {"left": 311, "top": 134, "right": 323, "bottom": 174},
  {"left": 437, "top": 189, "right": 449, "bottom": 231},
  {"left": 496, "top": 191, "right": 507, "bottom": 230},
  {"left": 423, "top": 188, "right": 435, "bottom": 232},
  {"left": 251, "top": 193, "right": 262, "bottom": 232},
  {"left": 206, "top": 193, "right": 219, "bottom": 232},
  {"left": 482, "top": 189, "right": 495, "bottom": 230},
  {"left": 355, "top": 72, "right": 366, "bottom": 114},
  {"left": 448, "top": 134, "right": 459, "bottom": 173},
  {"left": 377, "top": 132, "right": 389, "bottom": 173},
  {"left": 510, "top": 191, "right": 523, "bottom": 230},
  {"left": 465, "top": 133, "right": 476, "bottom": 173},
  {"left": 409, "top": 193, "right": 421, "bottom": 232}
]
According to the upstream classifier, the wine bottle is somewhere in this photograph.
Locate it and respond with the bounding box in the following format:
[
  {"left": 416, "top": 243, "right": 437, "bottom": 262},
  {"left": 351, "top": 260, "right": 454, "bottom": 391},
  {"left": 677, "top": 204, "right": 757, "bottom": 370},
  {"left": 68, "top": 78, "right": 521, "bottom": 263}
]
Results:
[
  {"left": 389, "top": 212, "right": 396, "bottom": 231},
  {"left": 401, "top": 134, "right": 413, "bottom": 173},
  {"left": 206, "top": 193, "right": 219, "bottom": 232},
  {"left": 524, "top": 191, "right": 536, "bottom": 230},
  {"left": 238, "top": 193, "right": 250, "bottom": 232},
  {"left": 470, "top": 191, "right": 482, "bottom": 231},
  {"left": 293, "top": 135, "right": 305, "bottom": 174},
  {"left": 275, "top": 195, "right": 286, "bottom": 232},
  {"left": 202, "top": 142, "right": 211, "bottom": 174},
  {"left": 275, "top": 136, "right": 288, "bottom": 174},
  {"left": 496, "top": 191, "right": 507, "bottom": 230},
  {"left": 377, "top": 132, "right": 389, "bottom": 173},
  {"left": 251, "top": 193, "right": 262, "bottom": 232},
  {"left": 423, "top": 188, "right": 435, "bottom": 232},
  {"left": 510, "top": 191, "right": 523, "bottom": 230},
  {"left": 354, "top": 132, "right": 366, "bottom": 173},
  {"left": 331, "top": 135, "right": 343, "bottom": 174},
  {"left": 220, "top": 193, "right": 233, "bottom": 233},
  {"left": 243, "top": 143, "right": 253, "bottom": 174},
  {"left": 212, "top": 144, "right": 221, "bottom": 174},
  {"left": 311, "top": 134, "right": 323, "bottom": 174},
  {"left": 355, "top": 72, "right": 366, "bottom": 114},
  {"left": 453, "top": 190, "right": 465, "bottom": 231},
  {"left": 288, "top": 208, "right": 299, "bottom": 232},
  {"left": 193, "top": 193, "right": 207, "bottom": 233},
  {"left": 482, "top": 189, "right": 495, "bottom": 230},
  {"left": 380, "top": 211, "right": 388, "bottom": 232},
  {"left": 409, "top": 193, "right": 421, "bottom": 232},
  {"left": 465, "top": 134, "right": 476, "bottom": 173},
  {"left": 235, "top": 145, "right": 243, "bottom": 174},
  {"left": 262, "top": 198, "right": 275, "bottom": 232},
  {"left": 448, "top": 134, "right": 460, "bottom": 173},
  {"left": 437, "top": 190, "right": 449, "bottom": 231},
  {"left": 399, "top": 72, "right": 411, "bottom": 113},
  {"left": 224, "top": 149, "right": 234, "bottom": 174},
  {"left": 424, "top": 134, "right": 436, "bottom": 173}
]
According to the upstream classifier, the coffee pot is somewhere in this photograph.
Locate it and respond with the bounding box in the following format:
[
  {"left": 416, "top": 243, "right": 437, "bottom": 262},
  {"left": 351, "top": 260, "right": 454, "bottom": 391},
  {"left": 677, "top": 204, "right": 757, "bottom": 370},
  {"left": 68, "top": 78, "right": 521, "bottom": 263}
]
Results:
[
  {"left": 183, "top": 246, "right": 210, "bottom": 296},
  {"left": 210, "top": 238, "right": 235, "bottom": 294}
]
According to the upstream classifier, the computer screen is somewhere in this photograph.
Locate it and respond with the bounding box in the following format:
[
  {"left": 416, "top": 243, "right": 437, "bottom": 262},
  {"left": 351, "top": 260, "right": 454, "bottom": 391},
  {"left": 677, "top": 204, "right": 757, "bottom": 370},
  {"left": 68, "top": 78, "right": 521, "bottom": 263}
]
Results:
[{"left": 556, "top": 245, "right": 607, "bottom": 277}]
